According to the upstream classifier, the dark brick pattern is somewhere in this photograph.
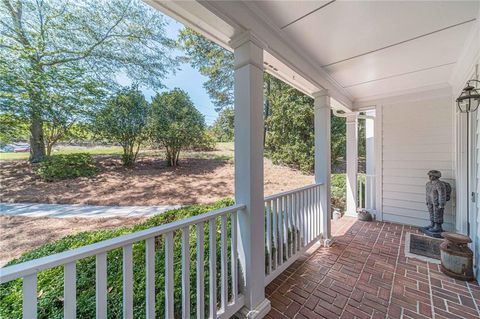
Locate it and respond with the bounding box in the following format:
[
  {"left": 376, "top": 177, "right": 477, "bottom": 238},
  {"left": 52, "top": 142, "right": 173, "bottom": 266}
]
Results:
[{"left": 266, "top": 217, "right": 480, "bottom": 319}]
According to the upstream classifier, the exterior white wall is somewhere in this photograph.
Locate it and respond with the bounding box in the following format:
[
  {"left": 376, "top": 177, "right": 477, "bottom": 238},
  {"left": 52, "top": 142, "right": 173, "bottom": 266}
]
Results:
[{"left": 380, "top": 95, "right": 456, "bottom": 230}]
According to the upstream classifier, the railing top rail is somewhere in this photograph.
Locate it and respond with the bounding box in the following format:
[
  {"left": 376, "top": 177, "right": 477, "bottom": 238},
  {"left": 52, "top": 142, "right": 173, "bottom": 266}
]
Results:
[
  {"left": 0, "top": 203, "right": 246, "bottom": 284},
  {"left": 264, "top": 183, "right": 323, "bottom": 202}
]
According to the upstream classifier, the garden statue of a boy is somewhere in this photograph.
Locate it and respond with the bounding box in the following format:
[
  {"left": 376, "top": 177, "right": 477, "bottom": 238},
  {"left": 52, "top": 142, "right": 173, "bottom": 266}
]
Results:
[{"left": 421, "top": 170, "right": 451, "bottom": 237}]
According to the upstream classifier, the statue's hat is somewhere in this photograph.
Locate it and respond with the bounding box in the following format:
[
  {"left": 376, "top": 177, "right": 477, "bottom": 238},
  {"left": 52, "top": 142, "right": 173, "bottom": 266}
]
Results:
[{"left": 427, "top": 170, "right": 441, "bottom": 178}]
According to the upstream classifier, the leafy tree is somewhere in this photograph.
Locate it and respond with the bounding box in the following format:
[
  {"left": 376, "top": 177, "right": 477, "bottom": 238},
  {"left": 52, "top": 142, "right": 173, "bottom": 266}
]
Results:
[
  {"left": 178, "top": 28, "right": 233, "bottom": 111},
  {"left": 0, "top": 0, "right": 177, "bottom": 162},
  {"left": 211, "top": 107, "right": 234, "bottom": 142},
  {"left": 41, "top": 66, "right": 109, "bottom": 155},
  {"left": 331, "top": 115, "right": 346, "bottom": 167},
  {"left": 149, "top": 89, "right": 205, "bottom": 166},
  {"left": 179, "top": 27, "right": 347, "bottom": 171},
  {"left": 93, "top": 87, "right": 148, "bottom": 167},
  {"left": 0, "top": 113, "right": 29, "bottom": 144},
  {"left": 265, "top": 76, "right": 315, "bottom": 172}
]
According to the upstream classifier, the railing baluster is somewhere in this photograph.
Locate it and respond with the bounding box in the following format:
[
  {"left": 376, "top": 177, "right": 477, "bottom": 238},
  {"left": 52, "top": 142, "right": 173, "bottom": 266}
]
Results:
[
  {"left": 64, "top": 262, "right": 76, "bottom": 318},
  {"left": 23, "top": 273, "right": 37, "bottom": 319},
  {"left": 312, "top": 188, "right": 318, "bottom": 240},
  {"left": 145, "top": 238, "right": 155, "bottom": 319},
  {"left": 165, "top": 232, "right": 174, "bottom": 319},
  {"left": 266, "top": 200, "right": 272, "bottom": 275},
  {"left": 292, "top": 192, "right": 298, "bottom": 253},
  {"left": 231, "top": 212, "right": 238, "bottom": 302},
  {"left": 123, "top": 245, "right": 133, "bottom": 319},
  {"left": 220, "top": 216, "right": 228, "bottom": 312},
  {"left": 317, "top": 186, "right": 321, "bottom": 238},
  {"left": 308, "top": 188, "right": 315, "bottom": 242},
  {"left": 284, "top": 194, "right": 289, "bottom": 258},
  {"left": 181, "top": 227, "right": 190, "bottom": 319},
  {"left": 209, "top": 219, "right": 217, "bottom": 318},
  {"left": 314, "top": 186, "right": 317, "bottom": 239},
  {"left": 96, "top": 252, "right": 107, "bottom": 319},
  {"left": 272, "top": 199, "right": 278, "bottom": 270},
  {"left": 196, "top": 223, "right": 205, "bottom": 319},
  {"left": 289, "top": 194, "right": 294, "bottom": 257},
  {"left": 304, "top": 190, "right": 309, "bottom": 244},
  {"left": 300, "top": 190, "right": 304, "bottom": 247},
  {"left": 278, "top": 197, "right": 284, "bottom": 264}
]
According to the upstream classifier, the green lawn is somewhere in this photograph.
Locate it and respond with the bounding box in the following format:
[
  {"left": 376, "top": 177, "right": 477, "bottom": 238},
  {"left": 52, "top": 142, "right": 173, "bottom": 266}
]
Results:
[
  {"left": 0, "top": 142, "right": 235, "bottom": 161},
  {"left": 0, "top": 146, "right": 124, "bottom": 161}
]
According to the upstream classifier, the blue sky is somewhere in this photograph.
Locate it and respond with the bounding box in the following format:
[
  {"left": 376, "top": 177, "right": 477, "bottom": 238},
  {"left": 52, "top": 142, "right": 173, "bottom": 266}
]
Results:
[{"left": 132, "top": 15, "right": 219, "bottom": 126}]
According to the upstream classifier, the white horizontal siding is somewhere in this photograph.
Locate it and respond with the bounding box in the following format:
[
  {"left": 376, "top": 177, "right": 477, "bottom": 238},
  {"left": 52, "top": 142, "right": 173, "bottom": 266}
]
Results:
[
  {"left": 381, "top": 96, "right": 455, "bottom": 230},
  {"left": 383, "top": 168, "right": 454, "bottom": 179}
]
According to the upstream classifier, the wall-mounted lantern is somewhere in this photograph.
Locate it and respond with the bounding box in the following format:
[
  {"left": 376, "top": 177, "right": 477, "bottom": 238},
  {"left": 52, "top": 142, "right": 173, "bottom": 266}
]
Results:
[{"left": 456, "top": 79, "right": 480, "bottom": 113}]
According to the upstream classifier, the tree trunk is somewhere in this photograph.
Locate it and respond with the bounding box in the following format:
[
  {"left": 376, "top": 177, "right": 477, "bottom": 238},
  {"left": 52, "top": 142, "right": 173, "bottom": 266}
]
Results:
[
  {"left": 29, "top": 114, "right": 46, "bottom": 162},
  {"left": 46, "top": 142, "right": 53, "bottom": 156}
]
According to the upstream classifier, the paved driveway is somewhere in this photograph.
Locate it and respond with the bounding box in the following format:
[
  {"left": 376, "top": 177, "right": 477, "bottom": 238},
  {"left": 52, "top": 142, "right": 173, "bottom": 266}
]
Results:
[{"left": 0, "top": 203, "right": 181, "bottom": 218}]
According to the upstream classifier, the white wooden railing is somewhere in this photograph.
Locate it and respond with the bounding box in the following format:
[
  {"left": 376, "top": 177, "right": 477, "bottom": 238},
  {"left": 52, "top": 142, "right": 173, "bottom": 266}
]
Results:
[
  {"left": 1, "top": 184, "right": 327, "bottom": 318},
  {"left": 0, "top": 204, "right": 246, "bottom": 319},
  {"left": 264, "top": 183, "right": 323, "bottom": 285},
  {"left": 357, "top": 173, "right": 375, "bottom": 210}
]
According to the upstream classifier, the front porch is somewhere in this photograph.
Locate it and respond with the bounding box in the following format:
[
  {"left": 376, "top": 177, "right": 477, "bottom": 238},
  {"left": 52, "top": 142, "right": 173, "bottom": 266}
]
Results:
[
  {"left": 267, "top": 218, "right": 480, "bottom": 319},
  {"left": 1, "top": 1, "right": 479, "bottom": 318}
]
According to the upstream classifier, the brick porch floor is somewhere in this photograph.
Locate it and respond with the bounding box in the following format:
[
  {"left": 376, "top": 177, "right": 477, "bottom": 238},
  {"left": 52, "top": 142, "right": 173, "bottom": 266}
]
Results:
[{"left": 266, "top": 217, "right": 480, "bottom": 319}]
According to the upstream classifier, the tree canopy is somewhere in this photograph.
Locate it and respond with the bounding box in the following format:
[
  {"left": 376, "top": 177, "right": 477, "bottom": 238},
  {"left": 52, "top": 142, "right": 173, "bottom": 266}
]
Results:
[
  {"left": 178, "top": 28, "right": 233, "bottom": 111},
  {"left": 211, "top": 107, "right": 234, "bottom": 142},
  {"left": 179, "top": 27, "right": 347, "bottom": 171},
  {"left": 0, "top": 0, "right": 178, "bottom": 161}
]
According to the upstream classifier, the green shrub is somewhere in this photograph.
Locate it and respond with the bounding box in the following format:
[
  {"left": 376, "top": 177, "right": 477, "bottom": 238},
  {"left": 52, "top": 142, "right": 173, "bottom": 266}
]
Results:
[
  {"left": 191, "top": 130, "right": 217, "bottom": 151},
  {"left": 35, "top": 153, "right": 98, "bottom": 181},
  {"left": 331, "top": 173, "right": 346, "bottom": 213},
  {"left": 0, "top": 199, "right": 234, "bottom": 319}
]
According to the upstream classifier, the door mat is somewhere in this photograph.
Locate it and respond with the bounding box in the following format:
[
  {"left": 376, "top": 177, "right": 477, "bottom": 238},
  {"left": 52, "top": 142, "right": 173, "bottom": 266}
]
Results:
[{"left": 404, "top": 232, "right": 442, "bottom": 264}]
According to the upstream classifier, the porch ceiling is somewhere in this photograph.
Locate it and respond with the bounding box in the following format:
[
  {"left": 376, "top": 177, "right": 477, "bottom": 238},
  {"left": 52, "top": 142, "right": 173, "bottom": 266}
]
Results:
[
  {"left": 249, "top": 0, "right": 479, "bottom": 101},
  {"left": 150, "top": 0, "right": 479, "bottom": 108}
]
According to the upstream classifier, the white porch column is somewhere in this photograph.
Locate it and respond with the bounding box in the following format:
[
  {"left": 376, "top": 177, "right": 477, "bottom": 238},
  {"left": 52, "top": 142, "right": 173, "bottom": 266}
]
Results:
[
  {"left": 231, "top": 32, "right": 271, "bottom": 318},
  {"left": 365, "top": 110, "right": 376, "bottom": 211},
  {"left": 313, "top": 91, "right": 332, "bottom": 245},
  {"left": 346, "top": 114, "right": 358, "bottom": 217}
]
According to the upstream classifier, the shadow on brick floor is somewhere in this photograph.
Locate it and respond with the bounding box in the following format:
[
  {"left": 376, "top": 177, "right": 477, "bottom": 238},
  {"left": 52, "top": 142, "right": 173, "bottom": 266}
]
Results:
[{"left": 266, "top": 217, "right": 480, "bottom": 319}]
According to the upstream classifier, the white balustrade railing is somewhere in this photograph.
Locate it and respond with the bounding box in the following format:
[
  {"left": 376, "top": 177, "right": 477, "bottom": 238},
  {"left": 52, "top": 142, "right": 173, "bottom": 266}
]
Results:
[
  {"left": 1, "top": 184, "right": 328, "bottom": 318},
  {"left": 264, "top": 183, "right": 323, "bottom": 285},
  {"left": 0, "top": 204, "right": 246, "bottom": 319},
  {"left": 357, "top": 173, "right": 375, "bottom": 210}
]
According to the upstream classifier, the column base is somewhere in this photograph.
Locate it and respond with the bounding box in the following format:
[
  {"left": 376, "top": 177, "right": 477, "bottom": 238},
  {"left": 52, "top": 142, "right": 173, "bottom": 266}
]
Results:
[
  {"left": 323, "top": 237, "right": 334, "bottom": 248},
  {"left": 344, "top": 210, "right": 357, "bottom": 218},
  {"left": 236, "top": 298, "right": 271, "bottom": 319}
]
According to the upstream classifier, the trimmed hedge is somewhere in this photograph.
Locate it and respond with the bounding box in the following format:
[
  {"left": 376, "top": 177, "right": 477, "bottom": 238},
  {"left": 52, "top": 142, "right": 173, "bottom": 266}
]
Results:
[
  {"left": 35, "top": 153, "right": 98, "bottom": 181},
  {"left": 0, "top": 199, "right": 234, "bottom": 318}
]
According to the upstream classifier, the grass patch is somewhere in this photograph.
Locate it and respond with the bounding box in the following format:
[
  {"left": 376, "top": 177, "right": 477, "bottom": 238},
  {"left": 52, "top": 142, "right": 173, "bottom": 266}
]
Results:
[
  {"left": 0, "top": 143, "right": 235, "bottom": 162},
  {"left": 0, "top": 199, "right": 235, "bottom": 319},
  {"left": 0, "top": 146, "right": 124, "bottom": 161}
]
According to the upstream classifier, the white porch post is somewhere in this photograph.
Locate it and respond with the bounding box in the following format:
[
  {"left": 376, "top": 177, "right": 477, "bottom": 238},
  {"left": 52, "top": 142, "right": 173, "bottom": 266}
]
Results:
[
  {"left": 231, "top": 32, "right": 271, "bottom": 318},
  {"left": 365, "top": 111, "right": 376, "bottom": 211},
  {"left": 346, "top": 114, "right": 358, "bottom": 217},
  {"left": 314, "top": 91, "right": 332, "bottom": 245}
]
